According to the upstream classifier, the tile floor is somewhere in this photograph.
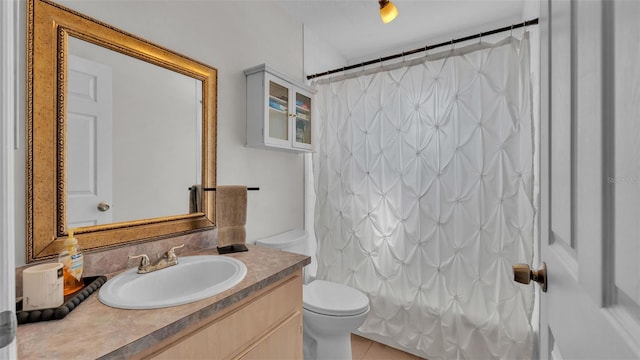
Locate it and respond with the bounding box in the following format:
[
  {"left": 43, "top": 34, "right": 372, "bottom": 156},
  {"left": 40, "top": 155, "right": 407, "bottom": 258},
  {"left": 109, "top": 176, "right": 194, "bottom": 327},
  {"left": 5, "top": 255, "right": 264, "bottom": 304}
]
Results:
[{"left": 351, "top": 334, "right": 424, "bottom": 360}]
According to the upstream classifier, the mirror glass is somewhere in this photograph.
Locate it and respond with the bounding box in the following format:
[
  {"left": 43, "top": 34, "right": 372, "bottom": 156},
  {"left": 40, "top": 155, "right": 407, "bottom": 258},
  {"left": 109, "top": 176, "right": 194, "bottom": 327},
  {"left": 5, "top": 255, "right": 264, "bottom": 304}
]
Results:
[
  {"left": 67, "top": 36, "right": 202, "bottom": 227},
  {"left": 27, "top": 0, "right": 217, "bottom": 263}
]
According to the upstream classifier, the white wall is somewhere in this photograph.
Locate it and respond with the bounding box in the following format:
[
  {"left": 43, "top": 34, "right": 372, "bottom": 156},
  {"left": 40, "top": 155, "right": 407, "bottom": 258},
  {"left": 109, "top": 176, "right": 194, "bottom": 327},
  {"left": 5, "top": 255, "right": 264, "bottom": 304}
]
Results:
[
  {"left": 15, "top": 0, "right": 307, "bottom": 265},
  {"left": 13, "top": 0, "right": 26, "bottom": 269}
]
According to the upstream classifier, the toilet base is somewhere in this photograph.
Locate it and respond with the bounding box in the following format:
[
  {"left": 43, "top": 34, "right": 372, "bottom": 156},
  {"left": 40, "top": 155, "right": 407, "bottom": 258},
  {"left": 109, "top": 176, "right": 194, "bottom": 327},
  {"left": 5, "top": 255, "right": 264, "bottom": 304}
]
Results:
[
  {"left": 302, "top": 307, "right": 369, "bottom": 360},
  {"left": 305, "top": 332, "right": 352, "bottom": 360}
]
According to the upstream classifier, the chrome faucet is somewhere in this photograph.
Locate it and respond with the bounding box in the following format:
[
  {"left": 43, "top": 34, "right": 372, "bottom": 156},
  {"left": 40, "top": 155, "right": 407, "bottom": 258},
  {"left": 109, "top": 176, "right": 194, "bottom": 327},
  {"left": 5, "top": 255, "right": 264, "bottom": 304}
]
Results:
[{"left": 129, "top": 244, "right": 185, "bottom": 274}]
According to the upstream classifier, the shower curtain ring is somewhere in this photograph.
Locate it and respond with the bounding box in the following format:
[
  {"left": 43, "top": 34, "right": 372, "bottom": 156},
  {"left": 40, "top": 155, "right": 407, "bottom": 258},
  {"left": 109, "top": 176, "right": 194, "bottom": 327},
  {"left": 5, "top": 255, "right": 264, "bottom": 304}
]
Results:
[{"left": 451, "top": 39, "right": 454, "bottom": 51}]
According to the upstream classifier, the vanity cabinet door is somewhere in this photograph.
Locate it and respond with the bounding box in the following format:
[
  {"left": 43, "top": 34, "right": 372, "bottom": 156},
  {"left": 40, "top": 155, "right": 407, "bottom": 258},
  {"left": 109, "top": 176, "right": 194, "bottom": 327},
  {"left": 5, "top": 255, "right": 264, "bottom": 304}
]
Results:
[
  {"left": 240, "top": 312, "right": 302, "bottom": 360},
  {"left": 145, "top": 272, "right": 302, "bottom": 360}
]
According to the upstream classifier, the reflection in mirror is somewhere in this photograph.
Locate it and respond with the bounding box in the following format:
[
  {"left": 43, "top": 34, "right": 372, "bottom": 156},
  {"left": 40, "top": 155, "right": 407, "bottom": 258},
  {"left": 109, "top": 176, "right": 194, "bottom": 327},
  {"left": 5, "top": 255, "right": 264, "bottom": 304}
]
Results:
[
  {"left": 27, "top": 0, "right": 217, "bottom": 263},
  {"left": 67, "top": 37, "right": 203, "bottom": 227}
]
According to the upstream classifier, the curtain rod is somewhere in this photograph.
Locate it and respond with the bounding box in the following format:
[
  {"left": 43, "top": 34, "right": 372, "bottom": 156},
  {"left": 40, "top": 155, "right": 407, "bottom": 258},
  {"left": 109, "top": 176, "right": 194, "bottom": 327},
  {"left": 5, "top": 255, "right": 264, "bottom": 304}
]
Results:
[
  {"left": 188, "top": 187, "right": 260, "bottom": 191},
  {"left": 203, "top": 187, "right": 260, "bottom": 191},
  {"left": 307, "top": 18, "right": 539, "bottom": 80}
]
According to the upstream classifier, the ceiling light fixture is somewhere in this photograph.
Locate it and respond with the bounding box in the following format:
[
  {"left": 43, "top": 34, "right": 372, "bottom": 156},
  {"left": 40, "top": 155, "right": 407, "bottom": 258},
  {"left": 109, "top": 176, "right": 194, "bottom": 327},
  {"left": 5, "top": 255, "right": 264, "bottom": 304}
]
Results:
[{"left": 378, "top": 0, "right": 398, "bottom": 24}]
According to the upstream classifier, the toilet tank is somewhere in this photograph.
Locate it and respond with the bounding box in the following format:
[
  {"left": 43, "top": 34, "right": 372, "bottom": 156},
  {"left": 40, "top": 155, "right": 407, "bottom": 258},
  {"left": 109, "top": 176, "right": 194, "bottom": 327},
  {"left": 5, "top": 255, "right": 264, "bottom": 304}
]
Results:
[
  {"left": 255, "top": 229, "right": 308, "bottom": 255},
  {"left": 256, "top": 229, "right": 315, "bottom": 283}
]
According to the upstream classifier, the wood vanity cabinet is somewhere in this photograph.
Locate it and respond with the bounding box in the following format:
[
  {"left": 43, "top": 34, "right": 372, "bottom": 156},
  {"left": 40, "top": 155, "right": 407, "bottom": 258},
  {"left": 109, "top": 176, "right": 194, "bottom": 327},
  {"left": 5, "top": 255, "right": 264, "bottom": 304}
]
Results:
[
  {"left": 139, "top": 271, "right": 303, "bottom": 360},
  {"left": 245, "top": 64, "right": 315, "bottom": 153}
]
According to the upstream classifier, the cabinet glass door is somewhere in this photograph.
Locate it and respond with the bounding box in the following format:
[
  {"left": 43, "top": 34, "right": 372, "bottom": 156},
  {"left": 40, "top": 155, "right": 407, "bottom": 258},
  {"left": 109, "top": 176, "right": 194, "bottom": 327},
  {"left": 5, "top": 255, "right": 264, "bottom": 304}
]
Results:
[
  {"left": 294, "top": 92, "right": 311, "bottom": 148},
  {"left": 268, "top": 80, "right": 289, "bottom": 141}
]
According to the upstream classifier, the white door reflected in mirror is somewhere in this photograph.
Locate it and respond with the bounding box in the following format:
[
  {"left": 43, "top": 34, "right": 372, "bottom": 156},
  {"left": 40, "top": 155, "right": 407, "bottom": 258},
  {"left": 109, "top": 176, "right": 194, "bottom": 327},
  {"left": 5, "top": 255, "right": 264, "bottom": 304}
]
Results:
[
  {"left": 67, "top": 36, "right": 203, "bottom": 227},
  {"left": 67, "top": 54, "right": 113, "bottom": 228}
]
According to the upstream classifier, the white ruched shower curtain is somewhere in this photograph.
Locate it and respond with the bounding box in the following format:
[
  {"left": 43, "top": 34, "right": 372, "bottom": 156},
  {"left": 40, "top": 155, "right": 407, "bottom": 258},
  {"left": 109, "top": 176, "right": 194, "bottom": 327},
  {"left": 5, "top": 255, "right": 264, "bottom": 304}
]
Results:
[{"left": 312, "top": 34, "right": 534, "bottom": 359}]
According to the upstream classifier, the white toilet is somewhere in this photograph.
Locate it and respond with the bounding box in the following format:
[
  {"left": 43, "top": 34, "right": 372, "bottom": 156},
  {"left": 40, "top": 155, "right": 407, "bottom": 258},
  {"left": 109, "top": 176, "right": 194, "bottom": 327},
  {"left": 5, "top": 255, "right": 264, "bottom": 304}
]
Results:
[{"left": 255, "top": 229, "right": 370, "bottom": 360}]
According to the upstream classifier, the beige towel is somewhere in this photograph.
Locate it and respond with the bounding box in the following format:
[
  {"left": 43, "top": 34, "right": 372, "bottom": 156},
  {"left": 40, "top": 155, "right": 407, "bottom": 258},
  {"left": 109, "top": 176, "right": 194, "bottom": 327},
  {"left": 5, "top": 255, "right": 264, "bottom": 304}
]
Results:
[{"left": 216, "top": 185, "right": 247, "bottom": 247}]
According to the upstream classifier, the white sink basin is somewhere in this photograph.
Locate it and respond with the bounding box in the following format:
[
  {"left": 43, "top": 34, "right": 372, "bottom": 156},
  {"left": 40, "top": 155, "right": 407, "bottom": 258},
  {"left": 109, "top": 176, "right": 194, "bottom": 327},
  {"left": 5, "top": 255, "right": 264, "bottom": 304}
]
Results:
[{"left": 99, "top": 255, "right": 247, "bottom": 309}]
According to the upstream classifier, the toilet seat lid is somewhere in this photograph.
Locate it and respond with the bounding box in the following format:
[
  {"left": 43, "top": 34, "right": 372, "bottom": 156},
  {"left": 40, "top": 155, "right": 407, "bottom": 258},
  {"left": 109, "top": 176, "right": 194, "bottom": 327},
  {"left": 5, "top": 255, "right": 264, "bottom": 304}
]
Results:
[{"left": 303, "top": 280, "right": 369, "bottom": 316}]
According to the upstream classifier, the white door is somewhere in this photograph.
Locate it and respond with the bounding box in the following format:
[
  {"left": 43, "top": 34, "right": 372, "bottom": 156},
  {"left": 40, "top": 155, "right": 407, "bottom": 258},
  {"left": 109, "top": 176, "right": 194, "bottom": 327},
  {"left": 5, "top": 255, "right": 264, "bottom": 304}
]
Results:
[
  {"left": 537, "top": 0, "right": 640, "bottom": 358},
  {"left": 67, "top": 55, "right": 113, "bottom": 228},
  {"left": 0, "top": 0, "right": 16, "bottom": 356},
  {"left": 0, "top": 1, "right": 16, "bottom": 359}
]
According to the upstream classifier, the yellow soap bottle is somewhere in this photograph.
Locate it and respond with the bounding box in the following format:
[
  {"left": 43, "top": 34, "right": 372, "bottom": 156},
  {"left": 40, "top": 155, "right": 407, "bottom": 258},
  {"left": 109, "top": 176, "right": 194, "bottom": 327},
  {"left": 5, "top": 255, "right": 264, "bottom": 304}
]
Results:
[{"left": 58, "top": 229, "right": 84, "bottom": 295}]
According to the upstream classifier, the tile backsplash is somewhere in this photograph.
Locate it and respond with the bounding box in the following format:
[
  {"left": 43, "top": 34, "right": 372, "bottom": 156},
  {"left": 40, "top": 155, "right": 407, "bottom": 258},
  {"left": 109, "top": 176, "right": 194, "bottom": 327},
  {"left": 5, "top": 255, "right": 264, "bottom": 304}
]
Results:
[{"left": 16, "top": 229, "right": 217, "bottom": 297}]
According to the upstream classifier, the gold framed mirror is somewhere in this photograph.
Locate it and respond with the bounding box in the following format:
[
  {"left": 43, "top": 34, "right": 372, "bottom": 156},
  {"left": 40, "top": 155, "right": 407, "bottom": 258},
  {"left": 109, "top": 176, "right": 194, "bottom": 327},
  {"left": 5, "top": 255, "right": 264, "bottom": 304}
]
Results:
[{"left": 26, "top": 0, "right": 217, "bottom": 263}]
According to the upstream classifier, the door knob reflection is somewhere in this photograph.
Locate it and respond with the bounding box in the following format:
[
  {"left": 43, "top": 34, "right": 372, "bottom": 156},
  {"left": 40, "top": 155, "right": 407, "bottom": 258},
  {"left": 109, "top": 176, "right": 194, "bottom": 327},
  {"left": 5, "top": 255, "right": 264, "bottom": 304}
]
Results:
[{"left": 97, "top": 202, "right": 111, "bottom": 212}]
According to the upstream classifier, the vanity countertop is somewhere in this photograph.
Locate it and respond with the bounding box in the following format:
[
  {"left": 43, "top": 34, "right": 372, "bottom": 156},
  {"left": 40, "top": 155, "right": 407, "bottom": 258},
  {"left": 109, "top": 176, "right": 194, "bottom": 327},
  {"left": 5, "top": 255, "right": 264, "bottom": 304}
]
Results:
[{"left": 17, "top": 245, "right": 310, "bottom": 359}]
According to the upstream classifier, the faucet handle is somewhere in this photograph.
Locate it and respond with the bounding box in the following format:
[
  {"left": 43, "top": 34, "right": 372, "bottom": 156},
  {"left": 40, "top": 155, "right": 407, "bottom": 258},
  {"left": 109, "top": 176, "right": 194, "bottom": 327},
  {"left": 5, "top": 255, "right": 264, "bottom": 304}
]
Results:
[
  {"left": 129, "top": 254, "right": 150, "bottom": 269},
  {"left": 166, "top": 244, "right": 185, "bottom": 261}
]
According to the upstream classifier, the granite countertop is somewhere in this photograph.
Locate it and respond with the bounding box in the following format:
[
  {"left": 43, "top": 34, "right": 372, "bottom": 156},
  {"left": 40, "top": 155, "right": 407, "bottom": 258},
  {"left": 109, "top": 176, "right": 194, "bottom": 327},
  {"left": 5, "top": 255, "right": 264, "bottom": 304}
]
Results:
[{"left": 17, "top": 245, "right": 310, "bottom": 359}]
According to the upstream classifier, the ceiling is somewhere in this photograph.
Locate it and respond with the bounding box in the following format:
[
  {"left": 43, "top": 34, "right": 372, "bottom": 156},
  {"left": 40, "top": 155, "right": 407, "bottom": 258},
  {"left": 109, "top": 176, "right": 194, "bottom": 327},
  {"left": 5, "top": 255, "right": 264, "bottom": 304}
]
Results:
[{"left": 278, "top": 0, "right": 533, "bottom": 62}]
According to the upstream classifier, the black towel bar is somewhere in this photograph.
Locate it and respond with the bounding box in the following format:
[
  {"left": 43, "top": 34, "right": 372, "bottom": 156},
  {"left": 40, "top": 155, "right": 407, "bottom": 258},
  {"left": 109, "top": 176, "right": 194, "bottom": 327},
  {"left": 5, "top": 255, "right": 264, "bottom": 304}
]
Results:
[
  {"left": 204, "top": 187, "right": 260, "bottom": 191},
  {"left": 188, "top": 186, "right": 260, "bottom": 191}
]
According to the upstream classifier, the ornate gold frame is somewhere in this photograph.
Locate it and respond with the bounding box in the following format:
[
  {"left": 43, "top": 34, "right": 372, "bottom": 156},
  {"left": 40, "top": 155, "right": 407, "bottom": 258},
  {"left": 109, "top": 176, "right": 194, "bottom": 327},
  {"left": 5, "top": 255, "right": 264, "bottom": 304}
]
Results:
[{"left": 26, "top": 0, "right": 217, "bottom": 262}]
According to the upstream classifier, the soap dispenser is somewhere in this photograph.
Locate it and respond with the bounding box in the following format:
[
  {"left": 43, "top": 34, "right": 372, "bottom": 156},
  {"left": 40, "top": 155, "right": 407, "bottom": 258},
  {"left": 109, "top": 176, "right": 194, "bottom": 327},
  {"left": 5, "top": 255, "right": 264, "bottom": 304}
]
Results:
[{"left": 58, "top": 229, "right": 84, "bottom": 295}]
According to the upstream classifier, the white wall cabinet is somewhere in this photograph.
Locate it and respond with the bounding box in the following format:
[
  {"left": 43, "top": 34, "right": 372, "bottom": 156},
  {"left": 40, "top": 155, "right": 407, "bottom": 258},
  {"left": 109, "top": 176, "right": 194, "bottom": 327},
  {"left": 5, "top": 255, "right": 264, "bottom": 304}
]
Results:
[{"left": 245, "top": 64, "right": 314, "bottom": 152}]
